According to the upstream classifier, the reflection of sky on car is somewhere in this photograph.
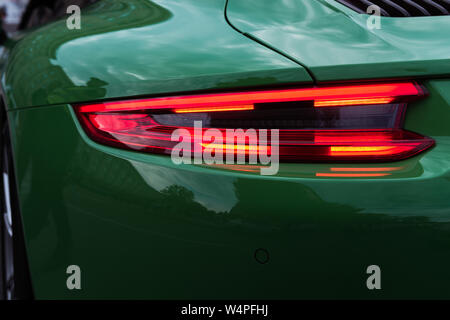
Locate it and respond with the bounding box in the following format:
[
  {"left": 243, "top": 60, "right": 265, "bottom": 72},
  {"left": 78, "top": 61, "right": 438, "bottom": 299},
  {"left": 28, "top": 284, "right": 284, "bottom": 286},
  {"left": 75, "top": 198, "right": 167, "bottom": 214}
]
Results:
[
  {"left": 0, "top": 0, "right": 28, "bottom": 24},
  {"left": 55, "top": 0, "right": 294, "bottom": 87}
]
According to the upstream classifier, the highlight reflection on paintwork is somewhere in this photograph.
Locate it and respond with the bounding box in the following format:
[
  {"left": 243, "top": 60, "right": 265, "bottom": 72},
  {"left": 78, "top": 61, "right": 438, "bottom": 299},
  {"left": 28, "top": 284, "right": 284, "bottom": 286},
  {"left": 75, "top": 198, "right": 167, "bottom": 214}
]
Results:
[{"left": 2, "top": 0, "right": 311, "bottom": 110}]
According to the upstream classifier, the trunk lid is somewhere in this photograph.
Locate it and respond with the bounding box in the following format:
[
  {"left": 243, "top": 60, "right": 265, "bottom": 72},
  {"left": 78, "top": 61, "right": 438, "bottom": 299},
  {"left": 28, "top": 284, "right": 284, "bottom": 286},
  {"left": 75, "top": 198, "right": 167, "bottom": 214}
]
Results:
[{"left": 226, "top": 0, "right": 450, "bottom": 82}]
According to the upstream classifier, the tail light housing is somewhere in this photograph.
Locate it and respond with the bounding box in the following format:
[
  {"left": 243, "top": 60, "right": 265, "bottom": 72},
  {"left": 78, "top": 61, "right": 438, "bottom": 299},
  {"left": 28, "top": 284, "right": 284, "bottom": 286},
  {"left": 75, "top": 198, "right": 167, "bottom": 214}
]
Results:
[{"left": 75, "top": 82, "right": 434, "bottom": 162}]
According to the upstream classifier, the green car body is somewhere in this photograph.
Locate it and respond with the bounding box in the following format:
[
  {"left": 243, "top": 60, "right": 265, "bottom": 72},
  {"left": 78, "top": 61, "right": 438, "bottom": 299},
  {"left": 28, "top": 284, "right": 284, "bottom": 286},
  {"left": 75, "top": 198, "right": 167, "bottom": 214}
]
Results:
[{"left": 1, "top": 0, "right": 450, "bottom": 299}]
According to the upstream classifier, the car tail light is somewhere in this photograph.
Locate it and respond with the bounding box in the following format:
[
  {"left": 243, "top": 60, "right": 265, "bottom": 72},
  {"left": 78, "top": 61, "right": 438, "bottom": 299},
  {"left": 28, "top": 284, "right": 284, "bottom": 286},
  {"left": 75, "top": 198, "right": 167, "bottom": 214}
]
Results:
[{"left": 75, "top": 82, "right": 434, "bottom": 162}]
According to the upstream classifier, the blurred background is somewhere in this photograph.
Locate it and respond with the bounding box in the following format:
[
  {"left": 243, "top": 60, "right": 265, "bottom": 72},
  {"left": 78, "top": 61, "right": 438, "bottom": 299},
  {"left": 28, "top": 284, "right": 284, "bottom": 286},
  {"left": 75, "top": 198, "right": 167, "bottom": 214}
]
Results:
[{"left": 0, "top": 0, "right": 28, "bottom": 33}]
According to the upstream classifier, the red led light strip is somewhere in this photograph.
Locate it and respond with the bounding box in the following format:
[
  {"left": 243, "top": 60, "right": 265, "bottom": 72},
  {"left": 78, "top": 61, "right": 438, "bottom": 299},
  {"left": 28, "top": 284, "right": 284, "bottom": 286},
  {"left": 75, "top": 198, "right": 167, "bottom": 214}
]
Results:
[
  {"left": 314, "top": 97, "right": 395, "bottom": 107},
  {"left": 79, "top": 82, "right": 423, "bottom": 113},
  {"left": 330, "top": 167, "right": 403, "bottom": 172},
  {"left": 316, "top": 173, "right": 391, "bottom": 177},
  {"left": 174, "top": 104, "right": 254, "bottom": 113}
]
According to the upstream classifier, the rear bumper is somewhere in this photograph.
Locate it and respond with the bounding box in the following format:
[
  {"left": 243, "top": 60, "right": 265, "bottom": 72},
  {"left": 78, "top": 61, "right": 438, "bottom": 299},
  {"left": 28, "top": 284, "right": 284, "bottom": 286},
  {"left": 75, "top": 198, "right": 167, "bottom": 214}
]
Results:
[{"left": 8, "top": 79, "right": 450, "bottom": 299}]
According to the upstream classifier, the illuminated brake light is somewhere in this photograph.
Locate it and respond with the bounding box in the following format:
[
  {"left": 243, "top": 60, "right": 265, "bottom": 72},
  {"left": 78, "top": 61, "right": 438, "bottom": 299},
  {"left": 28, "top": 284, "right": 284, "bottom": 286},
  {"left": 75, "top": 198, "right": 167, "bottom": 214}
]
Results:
[
  {"left": 330, "top": 167, "right": 403, "bottom": 172},
  {"left": 314, "top": 97, "right": 395, "bottom": 107},
  {"left": 316, "top": 173, "right": 391, "bottom": 177},
  {"left": 330, "top": 146, "right": 412, "bottom": 156},
  {"left": 174, "top": 104, "right": 254, "bottom": 113},
  {"left": 75, "top": 81, "right": 434, "bottom": 163},
  {"left": 201, "top": 142, "right": 270, "bottom": 155}
]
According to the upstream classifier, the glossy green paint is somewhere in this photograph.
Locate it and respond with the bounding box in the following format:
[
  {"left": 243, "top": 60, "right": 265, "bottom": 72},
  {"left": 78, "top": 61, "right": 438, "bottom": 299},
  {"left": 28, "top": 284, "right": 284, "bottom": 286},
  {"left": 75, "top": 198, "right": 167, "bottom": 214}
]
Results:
[
  {"left": 5, "top": 79, "right": 450, "bottom": 299},
  {"left": 226, "top": 0, "right": 450, "bottom": 82},
  {"left": 0, "top": 0, "right": 311, "bottom": 110}
]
